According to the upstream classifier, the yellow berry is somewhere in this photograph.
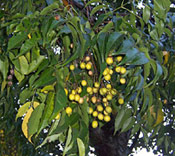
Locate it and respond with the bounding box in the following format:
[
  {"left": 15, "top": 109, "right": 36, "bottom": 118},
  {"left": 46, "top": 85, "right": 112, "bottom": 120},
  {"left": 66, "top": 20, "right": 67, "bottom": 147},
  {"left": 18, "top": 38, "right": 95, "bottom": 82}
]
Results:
[
  {"left": 116, "top": 56, "right": 122, "bottom": 62},
  {"left": 120, "top": 67, "right": 126, "bottom": 74},
  {"left": 66, "top": 107, "right": 72, "bottom": 115},
  {"left": 64, "top": 88, "right": 68, "bottom": 96},
  {"left": 109, "top": 69, "right": 113, "bottom": 75},
  {"left": 111, "top": 89, "right": 117, "bottom": 95},
  {"left": 94, "top": 82, "right": 100, "bottom": 88},
  {"left": 70, "top": 64, "right": 75, "bottom": 71},
  {"left": 102, "top": 88, "right": 107, "bottom": 94},
  {"left": 69, "top": 94, "right": 75, "bottom": 101},
  {"left": 106, "top": 57, "right": 113, "bottom": 65},
  {"left": 92, "top": 111, "right": 98, "bottom": 117},
  {"left": 80, "top": 62, "right": 86, "bottom": 69},
  {"left": 120, "top": 78, "right": 126, "bottom": 84},
  {"left": 97, "top": 105, "right": 103, "bottom": 112},
  {"left": 106, "top": 94, "right": 113, "bottom": 101},
  {"left": 104, "top": 115, "right": 111, "bottom": 122},
  {"left": 71, "top": 89, "right": 76, "bottom": 95},
  {"left": 88, "top": 70, "right": 93, "bottom": 76},
  {"left": 86, "top": 62, "right": 92, "bottom": 70},
  {"left": 103, "top": 98, "right": 107, "bottom": 103},
  {"left": 103, "top": 68, "right": 109, "bottom": 76},
  {"left": 92, "top": 120, "right": 98, "bottom": 128},
  {"left": 81, "top": 80, "right": 87, "bottom": 86},
  {"left": 74, "top": 94, "right": 80, "bottom": 102},
  {"left": 103, "top": 110, "right": 108, "bottom": 115},
  {"left": 104, "top": 102, "right": 108, "bottom": 107},
  {"left": 115, "top": 66, "right": 121, "bottom": 73},
  {"left": 55, "top": 113, "right": 60, "bottom": 120},
  {"left": 78, "top": 97, "right": 84, "bottom": 104},
  {"left": 77, "top": 87, "right": 82, "bottom": 93},
  {"left": 104, "top": 74, "right": 111, "bottom": 81},
  {"left": 93, "top": 87, "right": 98, "bottom": 93},
  {"left": 118, "top": 98, "right": 124, "bottom": 104},
  {"left": 85, "top": 56, "right": 90, "bottom": 62},
  {"left": 91, "top": 96, "right": 97, "bottom": 104},
  {"left": 105, "top": 106, "right": 112, "bottom": 114},
  {"left": 98, "top": 113, "right": 104, "bottom": 120},
  {"left": 87, "top": 87, "right": 93, "bottom": 93},
  {"left": 106, "top": 84, "right": 112, "bottom": 89},
  {"left": 88, "top": 107, "right": 93, "bottom": 114}
]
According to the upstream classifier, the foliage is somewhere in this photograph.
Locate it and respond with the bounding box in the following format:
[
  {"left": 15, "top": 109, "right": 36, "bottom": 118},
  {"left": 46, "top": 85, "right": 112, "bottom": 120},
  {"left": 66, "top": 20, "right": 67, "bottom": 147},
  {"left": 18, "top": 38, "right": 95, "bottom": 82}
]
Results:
[{"left": 0, "top": 0, "right": 175, "bottom": 155}]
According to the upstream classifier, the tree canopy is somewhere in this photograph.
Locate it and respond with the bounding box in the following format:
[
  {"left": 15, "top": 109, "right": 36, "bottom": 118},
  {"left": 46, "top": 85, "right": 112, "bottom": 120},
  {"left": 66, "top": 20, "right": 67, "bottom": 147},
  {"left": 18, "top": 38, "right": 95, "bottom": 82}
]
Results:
[{"left": 0, "top": 0, "right": 175, "bottom": 156}]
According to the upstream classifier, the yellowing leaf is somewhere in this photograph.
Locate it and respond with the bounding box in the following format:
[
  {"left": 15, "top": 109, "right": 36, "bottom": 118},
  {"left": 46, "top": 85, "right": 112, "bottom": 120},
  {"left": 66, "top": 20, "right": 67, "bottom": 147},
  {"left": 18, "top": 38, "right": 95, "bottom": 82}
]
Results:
[
  {"left": 163, "top": 51, "right": 169, "bottom": 65},
  {"left": 154, "top": 109, "right": 164, "bottom": 127},
  {"left": 28, "top": 34, "right": 31, "bottom": 39},
  {"left": 77, "top": 138, "right": 85, "bottom": 156},
  {"left": 33, "top": 101, "right": 40, "bottom": 108},
  {"left": 41, "top": 85, "right": 54, "bottom": 93},
  {"left": 22, "top": 107, "right": 33, "bottom": 140},
  {"left": 19, "top": 56, "right": 29, "bottom": 75}
]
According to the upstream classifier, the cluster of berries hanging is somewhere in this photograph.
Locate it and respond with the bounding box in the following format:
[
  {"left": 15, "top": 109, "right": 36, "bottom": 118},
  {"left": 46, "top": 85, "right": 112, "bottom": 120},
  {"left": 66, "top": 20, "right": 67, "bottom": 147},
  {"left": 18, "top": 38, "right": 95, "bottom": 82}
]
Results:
[{"left": 64, "top": 54, "right": 128, "bottom": 128}]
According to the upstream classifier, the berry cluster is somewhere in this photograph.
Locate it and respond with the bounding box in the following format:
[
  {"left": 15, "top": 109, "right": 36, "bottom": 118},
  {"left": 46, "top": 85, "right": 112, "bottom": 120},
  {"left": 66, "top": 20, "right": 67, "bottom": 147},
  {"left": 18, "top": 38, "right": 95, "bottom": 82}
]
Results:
[{"left": 64, "top": 55, "right": 128, "bottom": 128}]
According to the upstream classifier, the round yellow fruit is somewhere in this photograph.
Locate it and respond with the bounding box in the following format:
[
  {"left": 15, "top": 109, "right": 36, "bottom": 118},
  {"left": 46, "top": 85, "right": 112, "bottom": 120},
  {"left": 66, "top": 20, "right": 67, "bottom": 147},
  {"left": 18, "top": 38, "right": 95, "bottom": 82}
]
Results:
[
  {"left": 78, "top": 97, "right": 84, "bottom": 104},
  {"left": 115, "top": 66, "right": 121, "bottom": 73},
  {"left": 104, "top": 115, "right": 111, "bottom": 122},
  {"left": 109, "top": 69, "right": 113, "bottom": 75},
  {"left": 106, "top": 94, "right": 113, "bottom": 101},
  {"left": 71, "top": 89, "right": 76, "bottom": 95},
  {"left": 81, "top": 80, "right": 87, "bottom": 86},
  {"left": 102, "top": 88, "right": 107, "bottom": 94},
  {"left": 86, "top": 62, "right": 92, "bottom": 70},
  {"left": 87, "top": 87, "right": 92, "bottom": 93},
  {"left": 92, "top": 120, "right": 98, "bottom": 128},
  {"left": 94, "top": 82, "right": 100, "bottom": 88},
  {"left": 88, "top": 107, "right": 93, "bottom": 114},
  {"left": 74, "top": 94, "right": 80, "bottom": 102},
  {"left": 80, "top": 62, "right": 86, "bottom": 69},
  {"left": 91, "top": 96, "right": 97, "bottom": 104},
  {"left": 97, "top": 105, "right": 103, "bottom": 112},
  {"left": 120, "top": 78, "right": 126, "bottom": 84},
  {"left": 105, "top": 106, "right": 112, "bottom": 114},
  {"left": 77, "top": 87, "right": 82, "bottom": 93},
  {"left": 116, "top": 56, "right": 122, "bottom": 62},
  {"left": 104, "top": 74, "right": 111, "bottom": 81},
  {"left": 55, "top": 113, "right": 60, "bottom": 120},
  {"left": 70, "top": 64, "right": 75, "bottom": 71},
  {"left": 103, "top": 98, "right": 107, "bottom": 103},
  {"left": 120, "top": 67, "right": 126, "bottom": 74},
  {"left": 103, "top": 68, "right": 109, "bottom": 76},
  {"left": 106, "top": 57, "right": 113, "bottom": 65},
  {"left": 85, "top": 56, "right": 90, "bottom": 62},
  {"left": 93, "top": 87, "right": 98, "bottom": 93},
  {"left": 98, "top": 113, "right": 104, "bottom": 120},
  {"left": 66, "top": 107, "right": 72, "bottom": 115},
  {"left": 111, "top": 89, "right": 117, "bottom": 95},
  {"left": 118, "top": 98, "right": 124, "bottom": 104},
  {"left": 92, "top": 111, "right": 98, "bottom": 117},
  {"left": 69, "top": 94, "right": 75, "bottom": 101},
  {"left": 106, "top": 84, "right": 112, "bottom": 89}
]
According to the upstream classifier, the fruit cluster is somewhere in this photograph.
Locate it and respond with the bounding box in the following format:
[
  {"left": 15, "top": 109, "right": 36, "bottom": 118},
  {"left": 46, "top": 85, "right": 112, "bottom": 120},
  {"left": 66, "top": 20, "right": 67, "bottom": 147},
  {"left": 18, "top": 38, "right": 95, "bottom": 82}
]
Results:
[{"left": 64, "top": 55, "right": 127, "bottom": 128}]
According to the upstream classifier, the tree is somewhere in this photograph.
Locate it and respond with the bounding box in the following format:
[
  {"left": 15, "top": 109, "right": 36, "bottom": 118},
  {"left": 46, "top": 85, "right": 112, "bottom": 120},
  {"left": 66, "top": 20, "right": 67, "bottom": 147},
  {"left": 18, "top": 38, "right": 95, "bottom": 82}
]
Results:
[{"left": 0, "top": 0, "right": 175, "bottom": 155}]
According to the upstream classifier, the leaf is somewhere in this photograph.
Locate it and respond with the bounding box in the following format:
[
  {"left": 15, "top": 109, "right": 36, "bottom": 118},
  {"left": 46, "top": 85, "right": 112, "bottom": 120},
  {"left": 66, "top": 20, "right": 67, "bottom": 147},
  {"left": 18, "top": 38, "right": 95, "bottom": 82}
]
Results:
[
  {"left": 85, "top": 0, "right": 102, "bottom": 7},
  {"left": 19, "top": 56, "right": 29, "bottom": 75},
  {"left": 40, "top": 2, "right": 59, "bottom": 15},
  {"left": 37, "top": 92, "right": 55, "bottom": 135},
  {"left": 114, "top": 109, "right": 125, "bottom": 134},
  {"left": 0, "top": 57, "right": 9, "bottom": 80},
  {"left": 22, "top": 107, "right": 33, "bottom": 139},
  {"left": 28, "top": 103, "right": 45, "bottom": 141},
  {"left": 121, "top": 117, "right": 135, "bottom": 132},
  {"left": 8, "top": 32, "right": 28, "bottom": 50},
  {"left": 90, "top": 5, "right": 106, "bottom": 17},
  {"left": 20, "top": 88, "right": 34, "bottom": 104},
  {"left": 153, "top": 108, "right": 164, "bottom": 127},
  {"left": 77, "top": 138, "right": 85, "bottom": 156},
  {"left": 17, "top": 38, "right": 37, "bottom": 57},
  {"left": 14, "top": 69, "right": 25, "bottom": 83},
  {"left": 143, "top": 5, "right": 150, "bottom": 23},
  {"left": 16, "top": 102, "right": 31, "bottom": 121},
  {"left": 63, "top": 127, "right": 72, "bottom": 156},
  {"left": 105, "top": 32, "right": 123, "bottom": 58}
]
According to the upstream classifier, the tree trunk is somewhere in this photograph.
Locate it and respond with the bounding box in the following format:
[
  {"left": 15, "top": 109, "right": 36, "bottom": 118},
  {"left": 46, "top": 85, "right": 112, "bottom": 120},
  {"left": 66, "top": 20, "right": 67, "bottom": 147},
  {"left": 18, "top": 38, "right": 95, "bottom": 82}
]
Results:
[{"left": 89, "top": 118, "right": 131, "bottom": 156}]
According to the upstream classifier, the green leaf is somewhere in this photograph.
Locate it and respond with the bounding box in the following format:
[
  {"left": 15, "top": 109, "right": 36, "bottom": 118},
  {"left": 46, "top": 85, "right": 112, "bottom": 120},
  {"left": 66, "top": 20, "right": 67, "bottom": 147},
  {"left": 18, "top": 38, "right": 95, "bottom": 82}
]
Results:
[
  {"left": 105, "top": 32, "right": 123, "bottom": 58},
  {"left": 20, "top": 88, "right": 34, "bottom": 103},
  {"left": 114, "top": 109, "right": 125, "bottom": 134},
  {"left": 63, "top": 127, "right": 72, "bottom": 156},
  {"left": 85, "top": 0, "right": 102, "bottom": 7},
  {"left": 90, "top": 5, "right": 106, "bottom": 17},
  {"left": 77, "top": 138, "right": 85, "bottom": 156},
  {"left": 19, "top": 56, "right": 29, "bottom": 75},
  {"left": 121, "top": 117, "right": 135, "bottom": 132},
  {"left": 143, "top": 5, "right": 150, "bottom": 23},
  {"left": 32, "top": 68, "right": 56, "bottom": 88},
  {"left": 0, "top": 57, "right": 9, "bottom": 80},
  {"left": 8, "top": 32, "right": 28, "bottom": 50},
  {"left": 37, "top": 92, "right": 55, "bottom": 135},
  {"left": 40, "top": 2, "right": 59, "bottom": 15},
  {"left": 16, "top": 102, "right": 31, "bottom": 121},
  {"left": 28, "top": 103, "right": 45, "bottom": 139}
]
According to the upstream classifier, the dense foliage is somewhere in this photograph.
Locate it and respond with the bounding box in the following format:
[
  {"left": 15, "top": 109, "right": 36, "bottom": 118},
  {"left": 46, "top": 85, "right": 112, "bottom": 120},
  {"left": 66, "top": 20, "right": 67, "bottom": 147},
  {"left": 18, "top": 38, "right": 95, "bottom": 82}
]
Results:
[{"left": 0, "top": 0, "right": 175, "bottom": 155}]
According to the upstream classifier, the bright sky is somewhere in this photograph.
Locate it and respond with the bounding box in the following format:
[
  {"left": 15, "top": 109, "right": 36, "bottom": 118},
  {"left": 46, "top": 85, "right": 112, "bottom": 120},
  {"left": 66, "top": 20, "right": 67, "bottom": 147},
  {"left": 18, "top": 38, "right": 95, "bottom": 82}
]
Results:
[{"left": 133, "top": 149, "right": 162, "bottom": 156}]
